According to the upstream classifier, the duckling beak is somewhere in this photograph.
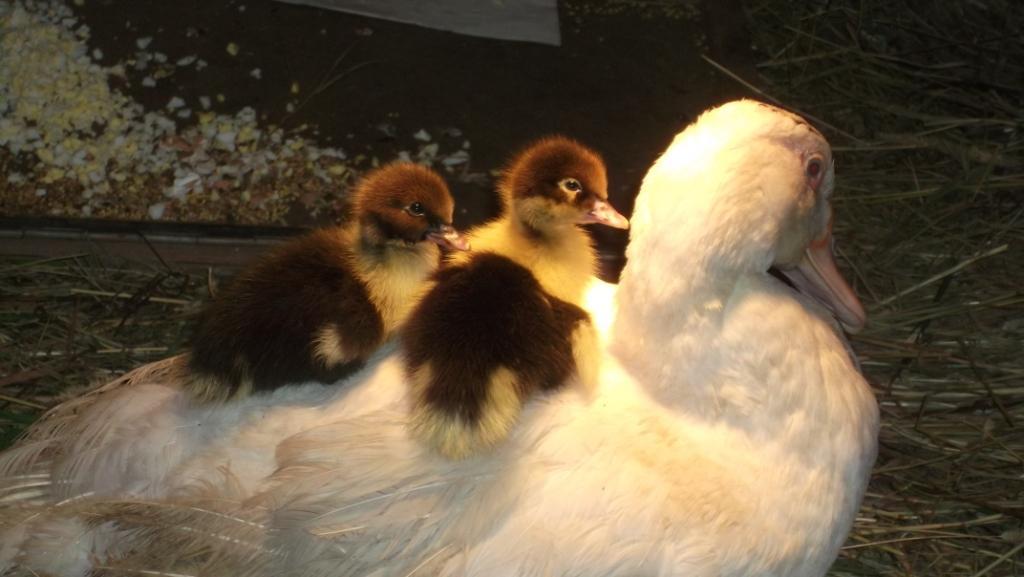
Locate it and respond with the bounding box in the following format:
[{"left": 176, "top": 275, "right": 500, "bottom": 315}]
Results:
[
  {"left": 780, "top": 227, "right": 866, "bottom": 333},
  {"left": 580, "top": 199, "right": 630, "bottom": 229},
  {"left": 426, "top": 224, "right": 470, "bottom": 251}
]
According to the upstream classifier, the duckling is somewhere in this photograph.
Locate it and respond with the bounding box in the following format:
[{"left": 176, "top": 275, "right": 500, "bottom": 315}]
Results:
[
  {"left": 186, "top": 162, "right": 468, "bottom": 403},
  {"left": 402, "top": 136, "right": 629, "bottom": 458}
]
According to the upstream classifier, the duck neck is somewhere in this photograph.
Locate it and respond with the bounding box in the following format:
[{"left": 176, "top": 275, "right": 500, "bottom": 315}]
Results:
[
  {"left": 612, "top": 249, "right": 739, "bottom": 411},
  {"left": 612, "top": 249, "right": 878, "bottom": 517},
  {"left": 610, "top": 191, "right": 777, "bottom": 411},
  {"left": 611, "top": 230, "right": 877, "bottom": 443}
]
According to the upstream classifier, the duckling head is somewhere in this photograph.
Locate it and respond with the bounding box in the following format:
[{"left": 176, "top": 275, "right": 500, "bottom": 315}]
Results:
[
  {"left": 354, "top": 162, "right": 469, "bottom": 252},
  {"left": 499, "top": 136, "right": 629, "bottom": 236}
]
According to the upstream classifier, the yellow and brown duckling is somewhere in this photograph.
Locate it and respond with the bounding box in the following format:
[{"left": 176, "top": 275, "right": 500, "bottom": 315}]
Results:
[
  {"left": 186, "top": 162, "right": 468, "bottom": 403},
  {"left": 401, "top": 136, "right": 629, "bottom": 458}
]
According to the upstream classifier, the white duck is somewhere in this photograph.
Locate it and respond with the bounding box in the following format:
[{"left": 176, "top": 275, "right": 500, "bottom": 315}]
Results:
[{"left": 0, "top": 99, "right": 878, "bottom": 577}]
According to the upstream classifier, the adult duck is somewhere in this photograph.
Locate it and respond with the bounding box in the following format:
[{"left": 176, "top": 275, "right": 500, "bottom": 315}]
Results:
[{"left": 0, "top": 100, "right": 878, "bottom": 577}]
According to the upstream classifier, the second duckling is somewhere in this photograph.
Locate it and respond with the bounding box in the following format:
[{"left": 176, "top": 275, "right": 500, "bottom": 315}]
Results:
[{"left": 402, "top": 136, "right": 629, "bottom": 458}]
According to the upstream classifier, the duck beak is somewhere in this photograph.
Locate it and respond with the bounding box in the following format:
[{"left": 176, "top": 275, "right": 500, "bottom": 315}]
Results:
[
  {"left": 426, "top": 223, "right": 470, "bottom": 251},
  {"left": 779, "top": 224, "right": 866, "bottom": 333},
  {"left": 580, "top": 199, "right": 630, "bottom": 229}
]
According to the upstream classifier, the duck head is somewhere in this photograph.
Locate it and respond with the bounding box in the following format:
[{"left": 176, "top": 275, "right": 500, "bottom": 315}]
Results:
[
  {"left": 499, "top": 136, "right": 629, "bottom": 236},
  {"left": 619, "top": 99, "right": 865, "bottom": 338},
  {"left": 355, "top": 162, "right": 469, "bottom": 252}
]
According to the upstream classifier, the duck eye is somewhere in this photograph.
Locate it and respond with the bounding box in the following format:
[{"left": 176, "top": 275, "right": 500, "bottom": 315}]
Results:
[
  {"left": 806, "top": 158, "right": 822, "bottom": 178},
  {"left": 559, "top": 178, "right": 582, "bottom": 193},
  {"left": 407, "top": 202, "right": 425, "bottom": 216}
]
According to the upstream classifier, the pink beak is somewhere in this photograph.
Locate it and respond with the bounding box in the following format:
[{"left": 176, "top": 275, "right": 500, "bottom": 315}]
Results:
[
  {"left": 426, "top": 224, "right": 470, "bottom": 251},
  {"left": 579, "top": 199, "right": 630, "bottom": 230},
  {"left": 779, "top": 223, "right": 866, "bottom": 333}
]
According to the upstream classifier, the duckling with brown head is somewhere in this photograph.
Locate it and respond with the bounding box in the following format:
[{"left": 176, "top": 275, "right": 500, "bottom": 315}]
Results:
[
  {"left": 187, "top": 162, "right": 468, "bottom": 403},
  {"left": 402, "top": 136, "right": 629, "bottom": 459}
]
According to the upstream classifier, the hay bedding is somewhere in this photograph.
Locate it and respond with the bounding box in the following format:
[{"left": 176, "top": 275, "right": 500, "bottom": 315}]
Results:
[{"left": 1, "top": 0, "right": 1023, "bottom": 575}]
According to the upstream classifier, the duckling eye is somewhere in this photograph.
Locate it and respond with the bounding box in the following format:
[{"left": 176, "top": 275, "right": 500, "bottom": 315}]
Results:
[
  {"left": 407, "top": 202, "right": 425, "bottom": 216},
  {"left": 559, "top": 178, "right": 582, "bottom": 193}
]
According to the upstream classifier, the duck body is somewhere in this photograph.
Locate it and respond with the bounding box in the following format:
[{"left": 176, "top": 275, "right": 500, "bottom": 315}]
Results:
[
  {"left": 186, "top": 162, "right": 466, "bottom": 402},
  {"left": 0, "top": 100, "right": 878, "bottom": 577},
  {"left": 402, "top": 136, "right": 629, "bottom": 457}
]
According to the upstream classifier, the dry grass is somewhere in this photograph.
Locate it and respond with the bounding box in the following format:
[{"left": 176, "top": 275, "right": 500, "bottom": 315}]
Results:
[
  {"left": 736, "top": 0, "right": 1024, "bottom": 574},
  {"left": 0, "top": 254, "right": 201, "bottom": 447}
]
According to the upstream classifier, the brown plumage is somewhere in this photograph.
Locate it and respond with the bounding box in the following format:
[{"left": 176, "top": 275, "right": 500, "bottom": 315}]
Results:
[
  {"left": 186, "top": 162, "right": 467, "bottom": 403},
  {"left": 401, "top": 136, "right": 629, "bottom": 458}
]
